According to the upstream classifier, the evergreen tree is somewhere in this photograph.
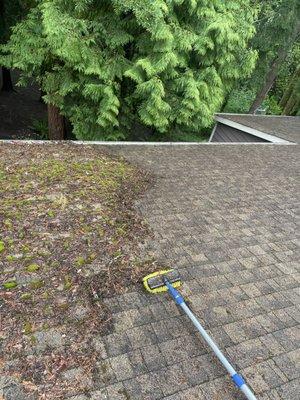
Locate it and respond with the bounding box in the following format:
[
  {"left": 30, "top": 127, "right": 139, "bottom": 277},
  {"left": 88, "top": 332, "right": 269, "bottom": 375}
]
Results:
[
  {"left": 224, "top": 0, "right": 300, "bottom": 114},
  {"left": 248, "top": 0, "right": 300, "bottom": 113},
  {"left": 0, "top": 0, "right": 33, "bottom": 91},
  {"left": 1, "top": 0, "right": 256, "bottom": 140}
]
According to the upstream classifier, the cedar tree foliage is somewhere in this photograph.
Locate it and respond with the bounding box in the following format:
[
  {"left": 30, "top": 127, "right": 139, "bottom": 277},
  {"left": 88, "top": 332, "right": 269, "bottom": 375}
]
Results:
[{"left": 0, "top": 0, "right": 257, "bottom": 140}]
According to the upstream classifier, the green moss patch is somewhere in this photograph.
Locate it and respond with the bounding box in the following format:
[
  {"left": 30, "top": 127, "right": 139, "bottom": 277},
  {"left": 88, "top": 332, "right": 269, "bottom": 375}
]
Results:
[
  {"left": 0, "top": 143, "right": 154, "bottom": 399},
  {"left": 26, "top": 264, "right": 40, "bottom": 272},
  {"left": 29, "top": 279, "right": 45, "bottom": 290},
  {"left": 23, "top": 321, "right": 33, "bottom": 335},
  {"left": 3, "top": 280, "right": 18, "bottom": 289},
  {"left": 20, "top": 293, "right": 33, "bottom": 301}
]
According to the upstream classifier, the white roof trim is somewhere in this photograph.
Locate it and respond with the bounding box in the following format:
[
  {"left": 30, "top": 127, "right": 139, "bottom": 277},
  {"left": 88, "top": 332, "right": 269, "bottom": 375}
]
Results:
[
  {"left": 216, "top": 113, "right": 297, "bottom": 119},
  {"left": 0, "top": 139, "right": 295, "bottom": 146},
  {"left": 208, "top": 123, "right": 217, "bottom": 143},
  {"left": 215, "top": 115, "right": 292, "bottom": 144}
]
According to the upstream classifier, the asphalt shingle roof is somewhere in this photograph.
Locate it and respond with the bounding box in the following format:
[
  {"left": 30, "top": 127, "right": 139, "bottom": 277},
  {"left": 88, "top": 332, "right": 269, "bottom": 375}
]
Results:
[
  {"left": 1, "top": 142, "right": 299, "bottom": 399},
  {"left": 216, "top": 114, "right": 300, "bottom": 143}
]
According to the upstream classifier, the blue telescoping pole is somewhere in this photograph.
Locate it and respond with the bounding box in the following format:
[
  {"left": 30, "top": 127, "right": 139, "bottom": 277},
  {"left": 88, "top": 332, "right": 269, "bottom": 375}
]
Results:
[{"left": 165, "top": 280, "right": 257, "bottom": 400}]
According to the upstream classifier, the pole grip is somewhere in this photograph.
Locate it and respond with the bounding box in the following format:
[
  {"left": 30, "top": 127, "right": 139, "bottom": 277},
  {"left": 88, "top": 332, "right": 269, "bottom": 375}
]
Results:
[{"left": 165, "top": 280, "right": 184, "bottom": 305}]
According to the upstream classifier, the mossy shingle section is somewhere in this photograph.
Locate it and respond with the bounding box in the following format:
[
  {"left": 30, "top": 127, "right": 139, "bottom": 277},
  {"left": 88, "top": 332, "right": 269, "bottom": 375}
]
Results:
[{"left": 0, "top": 143, "right": 153, "bottom": 399}]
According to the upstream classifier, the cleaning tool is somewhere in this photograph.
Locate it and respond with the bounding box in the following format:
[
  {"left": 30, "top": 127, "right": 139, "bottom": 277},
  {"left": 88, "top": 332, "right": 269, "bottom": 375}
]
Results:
[
  {"left": 143, "top": 269, "right": 181, "bottom": 293},
  {"left": 143, "top": 269, "right": 257, "bottom": 400}
]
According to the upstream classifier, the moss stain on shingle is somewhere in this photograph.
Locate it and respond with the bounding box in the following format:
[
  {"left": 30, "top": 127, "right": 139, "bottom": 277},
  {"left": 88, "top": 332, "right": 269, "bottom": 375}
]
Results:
[{"left": 3, "top": 280, "right": 18, "bottom": 289}]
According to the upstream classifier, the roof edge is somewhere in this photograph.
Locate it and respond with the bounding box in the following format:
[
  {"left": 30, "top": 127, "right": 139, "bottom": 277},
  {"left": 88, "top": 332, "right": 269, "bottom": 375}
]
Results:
[
  {"left": 0, "top": 139, "right": 296, "bottom": 146},
  {"left": 216, "top": 113, "right": 298, "bottom": 119}
]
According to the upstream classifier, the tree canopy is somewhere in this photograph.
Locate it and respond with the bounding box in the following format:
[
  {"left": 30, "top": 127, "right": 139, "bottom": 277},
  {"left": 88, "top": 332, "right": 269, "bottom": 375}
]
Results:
[
  {"left": 224, "top": 0, "right": 300, "bottom": 115},
  {"left": 1, "top": 0, "right": 257, "bottom": 140}
]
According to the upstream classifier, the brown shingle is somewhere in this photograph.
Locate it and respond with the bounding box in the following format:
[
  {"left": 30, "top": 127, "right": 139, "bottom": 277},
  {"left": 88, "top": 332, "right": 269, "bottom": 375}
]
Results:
[{"left": 216, "top": 113, "right": 300, "bottom": 143}]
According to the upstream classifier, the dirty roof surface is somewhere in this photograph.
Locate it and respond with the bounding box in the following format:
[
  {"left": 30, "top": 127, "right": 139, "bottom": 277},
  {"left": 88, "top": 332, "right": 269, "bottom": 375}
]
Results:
[
  {"left": 216, "top": 114, "right": 300, "bottom": 143},
  {"left": 1, "top": 143, "right": 299, "bottom": 400},
  {"left": 0, "top": 143, "right": 154, "bottom": 399}
]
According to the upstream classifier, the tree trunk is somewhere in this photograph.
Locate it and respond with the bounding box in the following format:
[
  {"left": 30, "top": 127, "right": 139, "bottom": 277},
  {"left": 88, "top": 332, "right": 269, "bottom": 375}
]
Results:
[
  {"left": 1, "top": 67, "right": 14, "bottom": 91},
  {"left": 249, "top": 21, "right": 300, "bottom": 114},
  {"left": 280, "top": 66, "right": 300, "bottom": 114},
  {"left": 248, "top": 47, "right": 287, "bottom": 114},
  {"left": 47, "top": 103, "right": 65, "bottom": 140},
  {"left": 291, "top": 98, "right": 300, "bottom": 115},
  {"left": 282, "top": 88, "right": 299, "bottom": 115},
  {"left": 279, "top": 75, "right": 296, "bottom": 110}
]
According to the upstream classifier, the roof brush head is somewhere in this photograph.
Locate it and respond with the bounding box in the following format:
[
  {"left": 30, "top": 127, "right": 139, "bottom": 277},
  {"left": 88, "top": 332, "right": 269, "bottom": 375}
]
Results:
[{"left": 143, "top": 269, "right": 181, "bottom": 293}]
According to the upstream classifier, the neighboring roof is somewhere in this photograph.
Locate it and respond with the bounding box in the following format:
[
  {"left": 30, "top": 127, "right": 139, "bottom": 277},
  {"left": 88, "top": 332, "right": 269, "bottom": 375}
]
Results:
[
  {"left": 210, "top": 122, "right": 269, "bottom": 143},
  {"left": 215, "top": 113, "right": 300, "bottom": 143}
]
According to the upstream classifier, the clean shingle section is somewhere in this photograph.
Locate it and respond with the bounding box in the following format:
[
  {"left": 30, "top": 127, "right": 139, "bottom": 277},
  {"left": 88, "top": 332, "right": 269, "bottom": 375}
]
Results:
[{"left": 108, "top": 144, "right": 299, "bottom": 399}]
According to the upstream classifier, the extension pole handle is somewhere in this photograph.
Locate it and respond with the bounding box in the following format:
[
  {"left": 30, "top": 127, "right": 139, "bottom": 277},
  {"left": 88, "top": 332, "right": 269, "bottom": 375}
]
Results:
[
  {"left": 165, "top": 281, "right": 257, "bottom": 400},
  {"left": 240, "top": 384, "right": 257, "bottom": 400},
  {"left": 180, "top": 303, "right": 257, "bottom": 400}
]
